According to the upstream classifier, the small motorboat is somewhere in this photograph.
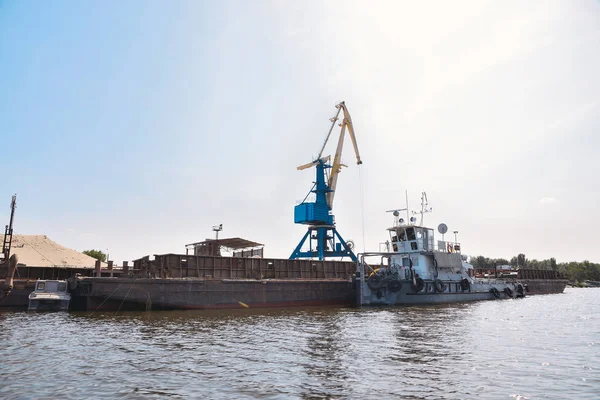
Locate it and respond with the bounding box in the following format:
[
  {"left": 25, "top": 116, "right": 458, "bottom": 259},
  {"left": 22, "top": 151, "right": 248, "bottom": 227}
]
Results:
[{"left": 28, "top": 280, "right": 71, "bottom": 311}]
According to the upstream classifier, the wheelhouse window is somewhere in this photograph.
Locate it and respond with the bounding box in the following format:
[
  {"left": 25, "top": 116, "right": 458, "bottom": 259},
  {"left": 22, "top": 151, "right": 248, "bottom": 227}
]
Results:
[
  {"left": 36, "top": 282, "right": 45, "bottom": 291},
  {"left": 58, "top": 282, "right": 67, "bottom": 292},
  {"left": 390, "top": 229, "right": 407, "bottom": 242}
]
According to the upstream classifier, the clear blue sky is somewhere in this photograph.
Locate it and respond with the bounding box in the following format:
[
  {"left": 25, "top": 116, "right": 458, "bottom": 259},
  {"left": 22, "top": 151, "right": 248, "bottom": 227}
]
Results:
[{"left": 1, "top": 1, "right": 599, "bottom": 263}]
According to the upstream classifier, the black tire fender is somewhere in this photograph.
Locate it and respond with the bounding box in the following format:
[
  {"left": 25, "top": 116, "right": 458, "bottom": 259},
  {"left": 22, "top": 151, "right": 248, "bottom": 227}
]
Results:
[
  {"left": 490, "top": 287, "right": 501, "bottom": 299},
  {"left": 412, "top": 277, "right": 425, "bottom": 292},
  {"left": 388, "top": 280, "right": 402, "bottom": 292},
  {"left": 460, "top": 278, "right": 470, "bottom": 292},
  {"left": 367, "top": 274, "right": 384, "bottom": 290},
  {"left": 434, "top": 279, "right": 446, "bottom": 293}
]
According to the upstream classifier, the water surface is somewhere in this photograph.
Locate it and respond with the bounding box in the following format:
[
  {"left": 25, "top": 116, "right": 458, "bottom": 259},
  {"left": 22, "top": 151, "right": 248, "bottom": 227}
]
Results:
[{"left": 1, "top": 288, "right": 598, "bottom": 399}]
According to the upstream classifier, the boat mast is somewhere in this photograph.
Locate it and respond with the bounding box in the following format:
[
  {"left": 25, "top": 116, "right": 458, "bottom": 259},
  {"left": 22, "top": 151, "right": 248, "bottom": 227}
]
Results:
[
  {"left": 405, "top": 190, "right": 409, "bottom": 223},
  {"left": 412, "top": 191, "right": 431, "bottom": 226}
]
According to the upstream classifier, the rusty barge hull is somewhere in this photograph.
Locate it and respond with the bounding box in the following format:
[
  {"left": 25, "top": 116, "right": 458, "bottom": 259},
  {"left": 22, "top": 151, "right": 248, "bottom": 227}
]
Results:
[
  {"left": 70, "top": 254, "right": 357, "bottom": 311},
  {"left": 517, "top": 269, "right": 568, "bottom": 295},
  {"left": 520, "top": 279, "right": 568, "bottom": 295},
  {"left": 71, "top": 278, "right": 355, "bottom": 311}
]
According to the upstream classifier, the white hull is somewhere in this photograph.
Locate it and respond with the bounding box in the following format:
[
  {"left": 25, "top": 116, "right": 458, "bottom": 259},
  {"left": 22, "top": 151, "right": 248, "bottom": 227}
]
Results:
[
  {"left": 358, "top": 278, "right": 524, "bottom": 306},
  {"left": 28, "top": 298, "right": 70, "bottom": 311}
]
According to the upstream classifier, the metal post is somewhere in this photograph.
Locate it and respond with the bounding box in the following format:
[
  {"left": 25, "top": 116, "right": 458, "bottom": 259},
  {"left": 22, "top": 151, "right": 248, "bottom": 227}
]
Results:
[{"left": 95, "top": 260, "right": 101, "bottom": 277}]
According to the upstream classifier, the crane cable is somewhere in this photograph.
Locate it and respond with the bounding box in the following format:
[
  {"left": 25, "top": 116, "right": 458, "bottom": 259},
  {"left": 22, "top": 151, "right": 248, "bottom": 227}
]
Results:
[{"left": 358, "top": 165, "right": 366, "bottom": 254}]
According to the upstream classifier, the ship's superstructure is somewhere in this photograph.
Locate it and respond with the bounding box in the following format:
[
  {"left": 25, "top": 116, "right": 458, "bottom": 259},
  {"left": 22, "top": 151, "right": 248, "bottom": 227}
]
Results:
[{"left": 356, "top": 194, "right": 526, "bottom": 305}]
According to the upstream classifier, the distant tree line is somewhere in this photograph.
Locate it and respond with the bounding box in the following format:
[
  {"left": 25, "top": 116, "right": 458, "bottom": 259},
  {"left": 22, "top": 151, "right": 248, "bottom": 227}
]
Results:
[{"left": 469, "top": 253, "right": 600, "bottom": 283}]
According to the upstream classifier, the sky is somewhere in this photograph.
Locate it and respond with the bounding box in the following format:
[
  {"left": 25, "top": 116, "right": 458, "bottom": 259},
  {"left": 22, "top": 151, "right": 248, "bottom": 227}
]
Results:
[{"left": 1, "top": 1, "right": 599, "bottom": 264}]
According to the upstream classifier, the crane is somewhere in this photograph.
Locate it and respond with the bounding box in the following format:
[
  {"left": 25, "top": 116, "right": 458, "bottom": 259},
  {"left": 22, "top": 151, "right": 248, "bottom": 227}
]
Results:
[
  {"left": 290, "top": 102, "right": 362, "bottom": 261},
  {"left": 0, "top": 195, "right": 18, "bottom": 301}
]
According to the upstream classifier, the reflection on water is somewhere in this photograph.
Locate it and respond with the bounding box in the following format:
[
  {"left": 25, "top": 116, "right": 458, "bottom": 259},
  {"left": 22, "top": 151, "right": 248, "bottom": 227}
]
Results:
[{"left": 1, "top": 289, "right": 599, "bottom": 399}]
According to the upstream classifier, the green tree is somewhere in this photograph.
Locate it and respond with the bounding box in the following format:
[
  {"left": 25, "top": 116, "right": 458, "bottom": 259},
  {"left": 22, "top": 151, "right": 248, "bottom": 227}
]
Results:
[
  {"left": 82, "top": 249, "right": 107, "bottom": 262},
  {"left": 495, "top": 258, "right": 510, "bottom": 266},
  {"left": 470, "top": 255, "right": 487, "bottom": 269}
]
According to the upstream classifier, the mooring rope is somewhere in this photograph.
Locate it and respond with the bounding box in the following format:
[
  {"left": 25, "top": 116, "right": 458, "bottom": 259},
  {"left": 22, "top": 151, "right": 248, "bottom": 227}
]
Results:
[
  {"left": 88, "top": 281, "right": 124, "bottom": 316},
  {"left": 18, "top": 236, "right": 57, "bottom": 268},
  {"left": 115, "top": 278, "right": 137, "bottom": 315}
]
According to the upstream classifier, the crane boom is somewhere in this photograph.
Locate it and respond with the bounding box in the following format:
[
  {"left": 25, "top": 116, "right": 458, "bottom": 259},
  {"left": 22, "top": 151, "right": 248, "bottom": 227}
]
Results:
[
  {"left": 326, "top": 102, "right": 362, "bottom": 209},
  {"left": 341, "top": 102, "right": 363, "bottom": 166},
  {"left": 317, "top": 106, "right": 343, "bottom": 161}
]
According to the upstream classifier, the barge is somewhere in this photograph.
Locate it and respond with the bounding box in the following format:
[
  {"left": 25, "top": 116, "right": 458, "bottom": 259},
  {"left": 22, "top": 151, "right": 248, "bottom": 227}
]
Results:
[
  {"left": 518, "top": 269, "right": 567, "bottom": 295},
  {"left": 69, "top": 235, "right": 566, "bottom": 311},
  {"left": 70, "top": 251, "right": 356, "bottom": 311}
]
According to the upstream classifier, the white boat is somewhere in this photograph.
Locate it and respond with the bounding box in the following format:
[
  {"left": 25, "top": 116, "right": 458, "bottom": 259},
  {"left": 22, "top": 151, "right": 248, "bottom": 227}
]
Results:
[
  {"left": 356, "top": 194, "right": 524, "bottom": 306},
  {"left": 28, "top": 280, "right": 71, "bottom": 311}
]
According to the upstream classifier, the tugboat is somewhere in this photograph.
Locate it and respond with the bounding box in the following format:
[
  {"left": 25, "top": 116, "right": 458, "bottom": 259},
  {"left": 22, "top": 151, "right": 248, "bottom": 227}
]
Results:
[
  {"left": 356, "top": 193, "right": 525, "bottom": 306},
  {"left": 28, "top": 280, "right": 71, "bottom": 311}
]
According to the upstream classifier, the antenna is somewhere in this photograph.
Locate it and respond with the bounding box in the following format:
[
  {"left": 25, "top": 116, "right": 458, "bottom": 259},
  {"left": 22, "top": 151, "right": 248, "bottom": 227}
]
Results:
[
  {"left": 212, "top": 224, "right": 223, "bottom": 241},
  {"left": 386, "top": 208, "right": 407, "bottom": 226},
  {"left": 387, "top": 190, "right": 413, "bottom": 226},
  {"left": 405, "top": 190, "right": 410, "bottom": 223},
  {"left": 412, "top": 191, "right": 432, "bottom": 226}
]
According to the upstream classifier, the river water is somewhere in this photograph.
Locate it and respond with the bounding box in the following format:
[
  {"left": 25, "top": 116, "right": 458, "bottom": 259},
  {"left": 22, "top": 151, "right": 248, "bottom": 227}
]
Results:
[{"left": 0, "top": 288, "right": 598, "bottom": 399}]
